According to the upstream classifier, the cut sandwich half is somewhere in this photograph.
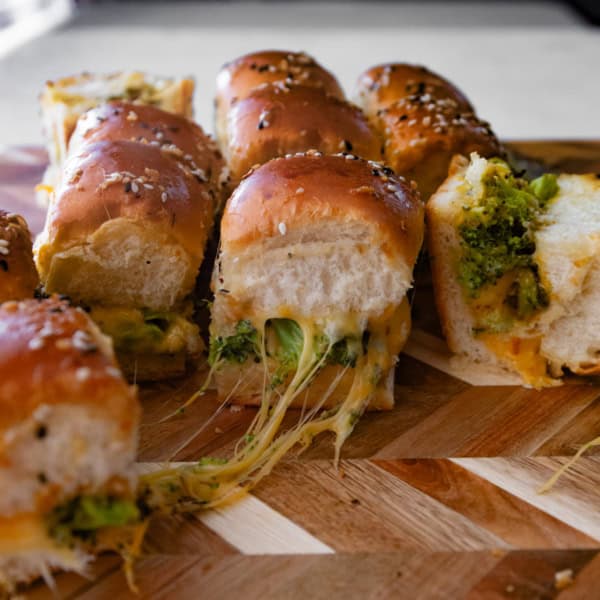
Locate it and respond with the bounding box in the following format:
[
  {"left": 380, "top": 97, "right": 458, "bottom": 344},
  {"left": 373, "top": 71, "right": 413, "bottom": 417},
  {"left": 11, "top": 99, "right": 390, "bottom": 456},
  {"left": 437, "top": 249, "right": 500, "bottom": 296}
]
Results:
[{"left": 427, "top": 152, "right": 600, "bottom": 386}]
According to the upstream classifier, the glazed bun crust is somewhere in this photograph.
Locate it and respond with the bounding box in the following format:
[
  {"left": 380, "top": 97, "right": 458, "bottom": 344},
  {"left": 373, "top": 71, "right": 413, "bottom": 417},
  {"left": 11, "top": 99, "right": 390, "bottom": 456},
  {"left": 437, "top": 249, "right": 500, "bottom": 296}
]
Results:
[
  {"left": 0, "top": 297, "right": 137, "bottom": 437},
  {"left": 225, "top": 84, "right": 383, "bottom": 182},
  {"left": 0, "top": 211, "right": 39, "bottom": 302},
  {"left": 68, "top": 102, "right": 226, "bottom": 196},
  {"left": 215, "top": 50, "right": 344, "bottom": 148},
  {"left": 221, "top": 152, "right": 423, "bottom": 267},
  {"left": 356, "top": 63, "right": 474, "bottom": 117},
  {"left": 35, "top": 140, "right": 215, "bottom": 308},
  {"left": 372, "top": 97, "right": 500, "bottom": 200}
]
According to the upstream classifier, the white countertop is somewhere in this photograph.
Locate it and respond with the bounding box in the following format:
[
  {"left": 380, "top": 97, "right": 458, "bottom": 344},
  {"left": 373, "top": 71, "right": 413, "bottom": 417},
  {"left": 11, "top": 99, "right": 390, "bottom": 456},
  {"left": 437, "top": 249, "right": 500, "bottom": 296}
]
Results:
[{"left": 0, "top": 1, "right": 598, "bottom": 145}]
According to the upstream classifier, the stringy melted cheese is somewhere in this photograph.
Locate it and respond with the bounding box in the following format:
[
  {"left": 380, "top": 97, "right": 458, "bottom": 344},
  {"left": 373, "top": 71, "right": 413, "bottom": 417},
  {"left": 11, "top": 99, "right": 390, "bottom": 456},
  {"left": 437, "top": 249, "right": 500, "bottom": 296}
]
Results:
[{"left": 139, "top": 299, "right": 410, "bottom": 512}]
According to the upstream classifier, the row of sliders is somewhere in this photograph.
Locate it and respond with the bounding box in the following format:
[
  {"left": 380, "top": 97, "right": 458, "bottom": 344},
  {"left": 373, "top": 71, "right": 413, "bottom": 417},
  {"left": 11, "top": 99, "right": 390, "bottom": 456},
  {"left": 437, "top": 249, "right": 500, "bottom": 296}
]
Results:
[{"left": 2, "top": 48, "right": 600, "bottom": 592}]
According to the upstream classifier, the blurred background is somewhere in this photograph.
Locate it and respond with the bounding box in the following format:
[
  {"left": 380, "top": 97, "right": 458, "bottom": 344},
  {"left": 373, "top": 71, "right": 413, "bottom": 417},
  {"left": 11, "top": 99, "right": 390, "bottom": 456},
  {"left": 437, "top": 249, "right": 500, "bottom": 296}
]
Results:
[{"left": 0, "top": 0, "right": 598, "bottom": 144}]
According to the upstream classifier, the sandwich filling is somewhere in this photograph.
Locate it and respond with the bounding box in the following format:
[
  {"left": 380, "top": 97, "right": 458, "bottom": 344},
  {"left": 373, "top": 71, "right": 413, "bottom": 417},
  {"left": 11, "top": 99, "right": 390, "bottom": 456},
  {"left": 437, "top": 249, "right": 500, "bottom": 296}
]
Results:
[
  {"left": 454, "top": 155, "right": 560, "bottom": 383},
  {"left": 139, "top": 300, "right": 409, "bottom": 511},
  {"left": 0, "top": 493, "right": 146, "bottom": 590},
  {"left": 89, "top": 306, "right": 201, "bottom": 357}
]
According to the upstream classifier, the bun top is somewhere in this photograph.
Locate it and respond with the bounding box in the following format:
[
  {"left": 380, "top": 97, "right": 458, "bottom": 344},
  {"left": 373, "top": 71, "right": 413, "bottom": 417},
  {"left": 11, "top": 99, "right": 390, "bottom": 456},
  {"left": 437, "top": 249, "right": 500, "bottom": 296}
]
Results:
[
  {"left": 225, "top": 83, "right": 382, "bottom": 181},
  {"left": 0, "top": 296, "right": 138, "bottom": 434},
  {"left": 0, "top": 211, "right": 39, "bottom": 302},
  {"left": 356, "top": 63, "right": 474, "bottom": 116},
  {"left": 216, "top": 49, "right": 344, "bottom": 115},
  {"left": 36, "top": 139, "right": 216, "bottom": 275},
  {"left": 69, "top": 102, "right": 226, "bottom": 195},
  {"left": 376, "top": 94, "right": 501, "bottom": 180},
  {"left": 221, "top": 152, "right": 424, "bottom": 266}
]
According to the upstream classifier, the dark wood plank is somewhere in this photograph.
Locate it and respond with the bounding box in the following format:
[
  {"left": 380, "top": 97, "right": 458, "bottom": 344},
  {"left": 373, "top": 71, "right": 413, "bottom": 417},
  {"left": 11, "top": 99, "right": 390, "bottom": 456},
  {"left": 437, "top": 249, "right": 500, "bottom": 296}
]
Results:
[{"left": 375, "top": 459, "right": 599, "bottom": 549}]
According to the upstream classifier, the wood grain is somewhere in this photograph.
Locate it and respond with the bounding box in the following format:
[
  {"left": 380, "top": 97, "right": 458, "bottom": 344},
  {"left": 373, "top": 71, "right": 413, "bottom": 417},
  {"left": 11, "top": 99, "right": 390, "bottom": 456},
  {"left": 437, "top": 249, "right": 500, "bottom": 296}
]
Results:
[{"left": 3, "top": 141, "right": 600, "bottom": 599}]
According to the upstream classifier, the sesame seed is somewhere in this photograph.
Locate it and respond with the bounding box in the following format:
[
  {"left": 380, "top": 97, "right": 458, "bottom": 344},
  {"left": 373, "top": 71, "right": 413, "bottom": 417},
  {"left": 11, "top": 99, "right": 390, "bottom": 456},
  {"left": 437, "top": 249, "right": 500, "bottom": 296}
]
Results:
[
  {"left": 75, "top": 367, "right": 92, "bottom": 382},
  {"left": 126, "top": 110, "right": 138, "bottom": 122},
  {"left": 161, "top": 191, "right": 168, "bottom": 203},
  {"left": 106, "top": 366, "right": 121, "bottom": 378},
  {"left": 131, "top": 181, "right": 139, "bottom": 194},
  {"left": 72, "top": 330, "right": 98, "bottom": 353},
  {"left": 28, "top": 337, "right": 44, "bottom": 350},
  {"left": 296, "top": 187, "right": 304, "bottom": 194},
  {"left": 278, "top": 222, "right": 287, "bottom": 235}
]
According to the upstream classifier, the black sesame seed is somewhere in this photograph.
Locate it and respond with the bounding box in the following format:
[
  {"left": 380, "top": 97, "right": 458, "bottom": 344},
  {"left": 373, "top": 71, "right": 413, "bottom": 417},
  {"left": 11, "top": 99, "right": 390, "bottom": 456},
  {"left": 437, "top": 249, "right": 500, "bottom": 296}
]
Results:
[
  {"left": 219, "top": 288, "right": 230, "bottom": 294},
  {"left": 398, "top": 114, "right": 408, "bottom": 122},
  {"left": 351, "top": 498, "right": 361, "bottom": 505},
  {"left": 49, "top": 306, "right": 64, "bottom": 313},
  {"left": 35, "top": 425, "right": 47, "bottom": 439},
  {"left": 258, "top": 121, "right": 266, "bottom": 130},
  {"left": 343, "top": 140, "right": 353, "bottom": 152},
  {"left": 382, "top": 166, "right": 394, "bottom": 176},
  {"left": 0, "top": 259, "right": 7, "bottom": 272},
  {"left": 37, "top": 472, "right": 48, "bottom": 484},
  {"left": 258, "top": 64, "right": 270, "bottom": 73},
  {"left": 124, "top": 182, "right": 132, "bottom": 193}
]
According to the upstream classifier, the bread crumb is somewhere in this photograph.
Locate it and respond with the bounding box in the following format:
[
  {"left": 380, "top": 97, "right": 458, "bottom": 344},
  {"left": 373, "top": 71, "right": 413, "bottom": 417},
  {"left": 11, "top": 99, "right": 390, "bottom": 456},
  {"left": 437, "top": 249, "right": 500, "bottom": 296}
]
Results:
[{"left": 555, "top": 568, "right": 574, "bottom": 590}]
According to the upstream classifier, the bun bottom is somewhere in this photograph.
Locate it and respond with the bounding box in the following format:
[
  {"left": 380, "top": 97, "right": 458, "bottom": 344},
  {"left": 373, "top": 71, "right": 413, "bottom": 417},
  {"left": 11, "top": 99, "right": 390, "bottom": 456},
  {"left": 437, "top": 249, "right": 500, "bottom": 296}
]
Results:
[
  {"left": 214, "top": 362, "right": 394, "bottom": 411},
  {"left": 0, "top": 546, "right": 89, "bottom": 592}
]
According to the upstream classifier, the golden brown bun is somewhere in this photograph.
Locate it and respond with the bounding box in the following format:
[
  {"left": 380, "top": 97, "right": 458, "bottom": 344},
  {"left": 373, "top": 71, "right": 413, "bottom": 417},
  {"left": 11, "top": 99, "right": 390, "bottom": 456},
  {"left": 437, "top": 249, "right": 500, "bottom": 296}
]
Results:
[
  {"left": 0, "top": 296, "right": 137, "bottom": 438},
  {"left": 225, "top": 84, "right": 383, "bottom": 182},
  {"left": 0, "top": 211, "right": 39, "bottom": 302},
  {"left": 221, "top": 151, "right": 423, "bottom": 273},
  {"left": 35, "top": 139, "right": 215, "bottom": 308},
  {"left": 69, "top": 101, "right": 227, "bottom": 201},
  {"left": 356, "top": 63, "right": 501, "bottom": 200},
  {"left": 215, "top": 50, "right": 344, "bottom": 148},
  {"left": 372, "top": 97, "right": 500, "bottom": 200},
  {"left": 356, "top": 63, "right": 474, "bottom": 117}
]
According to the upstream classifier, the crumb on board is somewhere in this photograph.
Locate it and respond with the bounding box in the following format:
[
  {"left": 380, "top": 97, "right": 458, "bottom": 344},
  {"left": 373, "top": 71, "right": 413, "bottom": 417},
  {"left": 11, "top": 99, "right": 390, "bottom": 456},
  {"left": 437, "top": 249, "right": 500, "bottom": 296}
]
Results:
[{"left": 555, "top": 568, "right": 574, "bottom": 590}]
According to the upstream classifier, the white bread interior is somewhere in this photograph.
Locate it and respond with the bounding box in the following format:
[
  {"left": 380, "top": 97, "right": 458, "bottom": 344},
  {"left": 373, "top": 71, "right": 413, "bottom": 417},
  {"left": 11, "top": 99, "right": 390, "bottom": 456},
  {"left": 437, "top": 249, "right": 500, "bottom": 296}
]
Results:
[
  {"left": 36, "top": 218, "right": 195, "bottom": 311},
  {"left": 535, "top": 175, "right": 600, "bottom": 374},
  {"left": 428, "top": 153, "right": 600, "bottom": 382},
  {"left": 427, "top": 156, "right": 505, "bottom": 367},
  {"left": 0, "top": 404, "right": 137, "bottom": 516},
  {"left": 217, "top": 222, "right": 413, "bottom": 324}
]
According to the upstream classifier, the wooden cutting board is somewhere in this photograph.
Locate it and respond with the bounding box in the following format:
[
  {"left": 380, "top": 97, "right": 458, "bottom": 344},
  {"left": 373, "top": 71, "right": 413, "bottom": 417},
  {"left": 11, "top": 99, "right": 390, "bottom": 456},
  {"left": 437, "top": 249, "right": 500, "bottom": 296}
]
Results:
[{"left": 3, "top": 141, "right": 600, "bottom": 600}]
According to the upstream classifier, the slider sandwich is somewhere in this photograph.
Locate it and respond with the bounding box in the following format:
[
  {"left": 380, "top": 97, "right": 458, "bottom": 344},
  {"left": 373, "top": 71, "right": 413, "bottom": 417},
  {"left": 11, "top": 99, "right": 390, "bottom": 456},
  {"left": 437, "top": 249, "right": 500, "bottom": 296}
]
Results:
[
  {"left": 0, "top": 297, "right": 142, "bottom": 591},
  {"left": 38, "top": 72, "right": 194, "bottom": 205},
  {"left": 222, "top": 83, "right": 383, "bottom": 184},
  {"left": 35, "top": 102, "right": 224, "bottom": 380},
  {"left": 0, "top": 210, "right": 39, "bottom": 302},
  {"left": 140, "top": 152, "right": 423, "bottom": 509},
  {"left": 356, "top": 63, "right": 501, "bottom": 200},
  {"left": 215, "top": 50, "right": 380, "bottom": 184},
  {"left": 215, "top": 50, "right": 344, "bottom": 153},
  {"left": 428, "top": 152, "right": 600, "bottom": 387}
]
